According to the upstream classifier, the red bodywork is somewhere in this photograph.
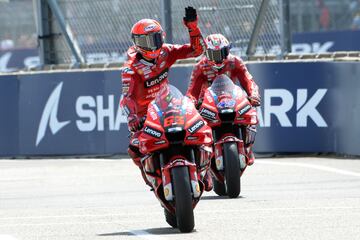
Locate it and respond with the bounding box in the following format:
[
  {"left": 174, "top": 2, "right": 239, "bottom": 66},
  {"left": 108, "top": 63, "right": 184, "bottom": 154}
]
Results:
[
  {"left": 138, "top": 95, "right": 213, "bottom": 214},
  {"left": 199, "top": 78, "right": 258, "bottom": 182},
  {"left": 200, "top": 86, "right": 258, "bottom": 128}
]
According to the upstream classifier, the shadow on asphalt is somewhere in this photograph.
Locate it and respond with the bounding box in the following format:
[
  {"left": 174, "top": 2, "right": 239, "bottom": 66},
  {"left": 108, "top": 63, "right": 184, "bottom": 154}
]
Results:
[
  {"left": 201, "top": 195, "right": 245, "bottom": 200},
  {"left": 98, "top": 227, "right": 188, "bottom": 236}
]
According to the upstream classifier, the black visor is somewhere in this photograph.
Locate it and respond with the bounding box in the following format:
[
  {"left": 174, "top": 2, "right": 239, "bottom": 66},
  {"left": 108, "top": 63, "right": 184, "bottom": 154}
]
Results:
[
  {"left": 205, "top": 47, "right": 229, "bottom": 63},
  {"left": 132, "top": 32, "right": 163, "bottom": 51}
]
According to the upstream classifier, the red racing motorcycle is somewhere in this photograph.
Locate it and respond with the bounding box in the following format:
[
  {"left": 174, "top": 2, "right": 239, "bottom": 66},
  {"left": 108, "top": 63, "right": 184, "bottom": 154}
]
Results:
[
  {"left": 138, "top": 85, "right": 213, "bottom": 232},
  {"left": 199, "top": 74, "right": 258, "bottom": 198}
]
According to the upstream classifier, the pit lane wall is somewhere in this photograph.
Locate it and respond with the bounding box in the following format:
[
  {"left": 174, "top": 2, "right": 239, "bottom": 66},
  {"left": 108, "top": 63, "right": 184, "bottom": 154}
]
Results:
[{"left": 1, "top": 61, "right": 359, "bottom": 157}]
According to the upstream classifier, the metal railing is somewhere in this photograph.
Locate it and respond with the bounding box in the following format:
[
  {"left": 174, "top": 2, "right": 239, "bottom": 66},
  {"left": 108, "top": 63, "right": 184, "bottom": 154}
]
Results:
[{"left": 35, "top": 0, "right": 287, "bottom": 65}]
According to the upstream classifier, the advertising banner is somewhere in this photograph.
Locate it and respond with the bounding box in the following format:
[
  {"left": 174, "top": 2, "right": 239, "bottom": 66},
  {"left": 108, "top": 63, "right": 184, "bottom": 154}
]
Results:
[
  {"left": 292, "top": 30, "right": 360, "bottom": 53},
  {"left": 17, "top": 71, "right": 128, "bottom": 155},
  {"left": 0, "top": 49, "right": 39, "bottom": 72},
  {"left": 1, "top": 61, "right": 359, "bottom": 157},
  {"left": 0, "top": 75, "right": 19, "bottom": 156}
]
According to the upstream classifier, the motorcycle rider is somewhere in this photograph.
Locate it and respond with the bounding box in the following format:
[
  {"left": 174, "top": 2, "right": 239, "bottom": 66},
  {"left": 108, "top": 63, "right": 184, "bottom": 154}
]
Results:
[
  {"left": 186, "top": 33, "right": 261, "bottom": 165},
  {"left": 120, "top": 7, "right": 213, "bottom": 190}
]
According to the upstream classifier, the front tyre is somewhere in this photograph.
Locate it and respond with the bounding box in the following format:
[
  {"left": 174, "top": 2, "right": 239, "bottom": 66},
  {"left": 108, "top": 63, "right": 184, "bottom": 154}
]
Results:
[
  {"left": 223, "top": 142, "right": 241, "bottom": 198},
  {"left": 172, "top": 166, "right": 194, "bottom": 233}
]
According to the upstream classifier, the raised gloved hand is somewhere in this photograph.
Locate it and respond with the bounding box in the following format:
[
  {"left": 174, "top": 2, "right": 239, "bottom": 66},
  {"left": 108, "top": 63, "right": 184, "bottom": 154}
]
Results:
[
  {"left": 127, "top": 114, "right": 144, "bottom": 132},
  {"left": 183, "top": 6, "right": 199, "bottom": 33},
  {"left": 183, "top": 6, "right": 197, "bottom": 23},
  {"left": 248, "top": 95, "right": 261, "bottom": 107}
]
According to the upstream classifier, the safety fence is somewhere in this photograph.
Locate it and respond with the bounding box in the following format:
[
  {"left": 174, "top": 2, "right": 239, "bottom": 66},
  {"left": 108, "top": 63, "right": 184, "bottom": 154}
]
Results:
[
  {"left": 2, "top": 29, "right": 360, "bottom": 73},
  {"left": 0, "top": 0, "right": 37, "bottom": 50},
  {"left": 1, "top": 60, "right": 360, "bottom": 157},
  {"left": 36, "top": 0, "right": 285, "bottom": 64}
]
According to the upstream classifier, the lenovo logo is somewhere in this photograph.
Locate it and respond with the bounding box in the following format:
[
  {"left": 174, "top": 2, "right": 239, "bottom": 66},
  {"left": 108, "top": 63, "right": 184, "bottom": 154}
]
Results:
[
  {"left": 200, "top": 108, "right": 216, "bottom": 120},
  {"left": 144, "top": 69, "right": 168, "bottom": 88},
  {"left": 144, "top": 126, "right": 162, "bottom": 138},
  {"left": 188, "top": 120, "right": 205, "bottom": 134}
]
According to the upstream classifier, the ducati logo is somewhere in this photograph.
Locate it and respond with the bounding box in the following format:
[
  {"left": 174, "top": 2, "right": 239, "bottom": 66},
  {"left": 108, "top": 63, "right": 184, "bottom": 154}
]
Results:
[{"left": 36, "top": 82, "right": 70, "bottom": 146}]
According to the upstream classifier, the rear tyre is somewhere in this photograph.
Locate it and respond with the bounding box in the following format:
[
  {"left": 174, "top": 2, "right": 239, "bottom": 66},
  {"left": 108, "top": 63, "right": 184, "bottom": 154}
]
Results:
[
  {"left": 223, "top": 142, "right": 241, "bottom": 198},
  {"left": 172, "top": 166, "right": 194, "bottom": 233},
  {"left": 164, "top": 208, "right": 177, "bottom": 228},
  {"left": 213, "top": 176, "right": 226, "bottom": 196}
]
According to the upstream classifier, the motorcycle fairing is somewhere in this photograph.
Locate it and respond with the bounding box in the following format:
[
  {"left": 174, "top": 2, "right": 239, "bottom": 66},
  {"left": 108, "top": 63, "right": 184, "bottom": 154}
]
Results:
[
  {"left": 211, "top": 134, "right": 248, "bottom": 182},
  {"left": 140, "top": 97, "right": 212, "bottom": 154}
]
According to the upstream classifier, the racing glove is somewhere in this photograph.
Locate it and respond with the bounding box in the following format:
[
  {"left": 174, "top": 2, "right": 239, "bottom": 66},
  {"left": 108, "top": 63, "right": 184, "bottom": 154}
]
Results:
[
  {"left": 127, "top": 114, "right": 143, "bottom": 132},
  {"left": 248, "top": 95, "right": 261, "bottom": 107},
  {"left": 183, "top": 6, "right": 200, "bottom": 36}
]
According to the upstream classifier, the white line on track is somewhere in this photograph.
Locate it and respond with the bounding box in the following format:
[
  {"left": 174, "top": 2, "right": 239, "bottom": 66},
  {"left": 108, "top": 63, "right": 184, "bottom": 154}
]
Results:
[{"left": 257, "top": 160, "right": 360, "bottom": 177}]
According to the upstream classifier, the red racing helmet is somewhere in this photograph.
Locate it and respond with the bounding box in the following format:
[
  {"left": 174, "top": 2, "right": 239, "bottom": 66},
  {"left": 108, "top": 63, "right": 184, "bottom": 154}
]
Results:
[
  {"left": 204, "top": 34, "right": 231, "bottom": 70},
  {"left": 131, "top": 19, "right": 165, "bottom": 60}
]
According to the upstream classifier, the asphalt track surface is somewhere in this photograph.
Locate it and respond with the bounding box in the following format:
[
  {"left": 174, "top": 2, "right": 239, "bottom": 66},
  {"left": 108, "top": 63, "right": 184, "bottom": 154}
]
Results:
[{"left": 0, "top": 157, "right": 360, "bottom": 240}]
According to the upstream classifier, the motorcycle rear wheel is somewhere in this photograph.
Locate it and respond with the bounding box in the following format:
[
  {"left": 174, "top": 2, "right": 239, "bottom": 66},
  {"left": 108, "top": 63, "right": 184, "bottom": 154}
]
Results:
[
  {"left": 223, "top": 142, "right": 241, "bottom": 198},
  {"left": 172, "top": 166, "right": 194, "bottom": 233}
]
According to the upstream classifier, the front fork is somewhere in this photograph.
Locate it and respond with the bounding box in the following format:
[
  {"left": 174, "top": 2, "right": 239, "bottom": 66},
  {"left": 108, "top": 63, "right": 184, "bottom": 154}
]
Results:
[
  {"left": 142, "top": 145, "right": 211, "bottom": 210},
  {"left": 212, "top": 128, "right": 247, "bottom": 181},
  {"left": 160, "top": 148, "right": 205, "bottom": 202}
]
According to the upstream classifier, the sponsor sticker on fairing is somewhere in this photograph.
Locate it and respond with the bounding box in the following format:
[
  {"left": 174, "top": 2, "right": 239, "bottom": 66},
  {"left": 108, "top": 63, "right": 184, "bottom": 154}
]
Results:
[
  {"left": 217, "top": 99, "right": 236, "bottom": 109},
  {"left": 149, "top": 108, "right": 158, "bottom": 120},
  {"left": 186, "top": 136, "right": 198, "bottom": 140},
  {"left": 238, "top": 104, "right": 251, "bottom": 115},
  {"left": 144, "top": 126, "right": 162, "bottom": 138},
  {"left": 200, "top": 108, "right": 217, "bottom": 120},
  {"left": 154, "top": 140, "right": 166, "bottom": 145},
  {"left": 188, "top": 120, "right": 205, "bottom": 134}
]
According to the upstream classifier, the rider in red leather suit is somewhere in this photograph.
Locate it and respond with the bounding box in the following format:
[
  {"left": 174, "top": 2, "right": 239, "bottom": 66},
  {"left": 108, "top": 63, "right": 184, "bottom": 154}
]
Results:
[
  {"left": 186, "top": 33, "right": 261, "bottom": 165},
  {"left": 120, "top": 7, "right": 213, "bottom": 190}
]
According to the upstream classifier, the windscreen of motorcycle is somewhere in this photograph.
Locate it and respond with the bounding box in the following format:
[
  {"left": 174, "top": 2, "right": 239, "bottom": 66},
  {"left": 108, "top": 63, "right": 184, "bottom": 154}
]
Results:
[
  {"left": 211, "top": 74, "right": 241, "bottom": 110},
  {"left": 210, "top": 74, "right": 235, "bottom": 96},
  {"left": 154, "top": 85, "right": 186, "bottom": 131}
]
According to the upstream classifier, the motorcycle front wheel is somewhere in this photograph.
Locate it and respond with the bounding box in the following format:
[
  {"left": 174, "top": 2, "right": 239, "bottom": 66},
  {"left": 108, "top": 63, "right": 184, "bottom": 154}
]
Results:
[
  {"left": 172, "top": 166, "right": 194, "bottom": 233},
  {"left": 223, "top": 142, "right": 241, "bottom": 198}
]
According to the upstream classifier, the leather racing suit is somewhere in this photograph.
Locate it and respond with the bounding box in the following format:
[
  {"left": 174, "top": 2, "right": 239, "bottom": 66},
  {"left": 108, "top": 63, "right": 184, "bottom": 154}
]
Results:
[
  {"left": 120, "top": 29, "right": 205, "bottom": 168},
  {"left": 186, "top": 54, "right": 260, "bottom": 165}
]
